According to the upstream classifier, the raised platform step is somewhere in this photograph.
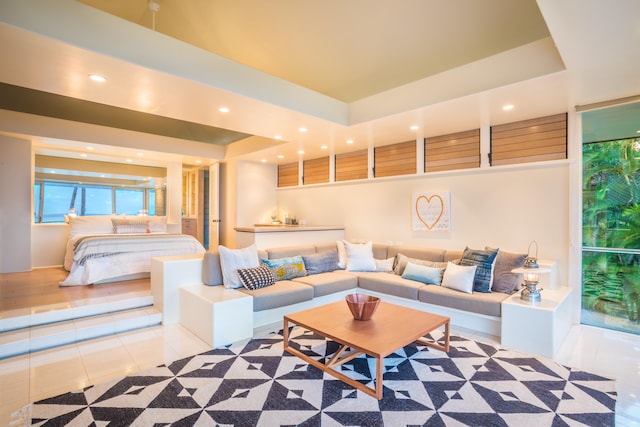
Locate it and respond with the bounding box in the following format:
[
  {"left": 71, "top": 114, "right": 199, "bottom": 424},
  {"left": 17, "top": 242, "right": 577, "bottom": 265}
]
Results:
[{"left": 0, "top": 291, "right": 160, "bottom": 359}]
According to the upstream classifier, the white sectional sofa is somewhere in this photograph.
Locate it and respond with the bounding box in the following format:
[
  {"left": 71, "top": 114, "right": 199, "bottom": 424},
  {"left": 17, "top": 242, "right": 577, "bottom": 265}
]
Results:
[{"left": 151, "top": 242, "right": 559, "bottom": 350}]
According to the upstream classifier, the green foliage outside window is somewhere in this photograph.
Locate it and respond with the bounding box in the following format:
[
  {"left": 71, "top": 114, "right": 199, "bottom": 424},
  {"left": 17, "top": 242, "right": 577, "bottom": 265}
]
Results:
[{"left": 582, "top": 138, "right": 640, "bottom": 332}]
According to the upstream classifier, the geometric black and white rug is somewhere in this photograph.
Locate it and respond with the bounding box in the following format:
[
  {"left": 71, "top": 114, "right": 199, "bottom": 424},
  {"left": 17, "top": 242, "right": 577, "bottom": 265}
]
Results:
[{"left": 18, "top": 327, "right": 616, "bottom": 426}]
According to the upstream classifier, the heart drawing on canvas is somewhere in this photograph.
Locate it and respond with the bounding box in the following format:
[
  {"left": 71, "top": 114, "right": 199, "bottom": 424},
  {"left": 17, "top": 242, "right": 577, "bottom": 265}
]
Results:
[{"left": 415, "top": 194, "right": 444, "bottom": 230}]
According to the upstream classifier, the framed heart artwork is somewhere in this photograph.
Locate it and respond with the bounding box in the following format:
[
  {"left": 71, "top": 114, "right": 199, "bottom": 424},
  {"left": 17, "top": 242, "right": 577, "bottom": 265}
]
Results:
[{"left": 412, "top": 192, "right": 451, "bottom": 232}]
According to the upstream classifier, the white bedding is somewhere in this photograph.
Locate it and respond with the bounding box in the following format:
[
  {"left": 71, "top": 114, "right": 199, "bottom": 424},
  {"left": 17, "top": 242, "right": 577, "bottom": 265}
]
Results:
[{"left": 61, "top": 233, "right": 205, "bottom": 286}]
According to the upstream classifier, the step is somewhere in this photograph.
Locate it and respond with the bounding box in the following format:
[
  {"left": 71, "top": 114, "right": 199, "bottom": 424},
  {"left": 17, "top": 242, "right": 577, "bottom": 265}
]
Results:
[
  {"left": 0, "top": 306, "right": 162, "bottom": 359},
  {"left": 0, "top": 291, "right": 154, "bottom": 333}
]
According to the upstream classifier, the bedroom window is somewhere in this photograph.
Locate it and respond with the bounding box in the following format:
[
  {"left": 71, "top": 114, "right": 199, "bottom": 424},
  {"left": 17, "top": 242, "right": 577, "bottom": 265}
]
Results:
[{"left": 34, "top": 181, "right": 159, "bottom": 223}]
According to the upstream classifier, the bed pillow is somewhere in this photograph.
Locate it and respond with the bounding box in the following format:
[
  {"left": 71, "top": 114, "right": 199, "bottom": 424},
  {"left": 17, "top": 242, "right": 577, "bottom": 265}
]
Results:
[
  {"left": 486, "top": 247, "right": 527, "bottom": 293},
  {"left": 401, "top": 261, "right": 445, "bottom": 285},
  {"left": 393, "top": 253, "right": 448, "bottom": 276},
  {"left": 343, "top": 241, "right": 376, "bottom": 272},
  {"left": 68, "top": 215, "right": 115, "bottom": 237},
  {"left": 147, "top": 216, "right": 168, "bottom": 233},
  {"left": 441, "top": 262, "right": 477, "bottom": 294},
  {"left": 302, "top": 251, "right": 340, "bottom": 275},
  {"left": 237, "top": 264, "right": 275, "bottom": 290},
  {"left": 459, "top": 247, "right": 499, "bottom": 293},
  {"left": 262, "top": 256, "right": 307, "bottom": 281},
  {"left": 218, "top": 244, "right": 259, "bottom": 289},
  {"left": 112, "top": 218, "right": 150, "bottom": 234}
]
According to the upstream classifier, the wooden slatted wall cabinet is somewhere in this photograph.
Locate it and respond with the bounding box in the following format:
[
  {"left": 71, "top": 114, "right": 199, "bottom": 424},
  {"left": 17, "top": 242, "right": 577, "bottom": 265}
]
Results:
[
  {"left": 374, "top": 141, "right": 416, "bottom": 178},
  {"left": 303, "top": 157, "right": 330, "bottom": 185},
  {"left": 335, "top": 149, "right": 368, "bottom": 182},
  {"left": 277, "top": 162, "right": 298, "bottom": 187},
  {"left": 490, "top": 113, "right": 567, "bottom": 166},
  {"left": 425, "top": 129, "right": 480, "bottom": 172}
]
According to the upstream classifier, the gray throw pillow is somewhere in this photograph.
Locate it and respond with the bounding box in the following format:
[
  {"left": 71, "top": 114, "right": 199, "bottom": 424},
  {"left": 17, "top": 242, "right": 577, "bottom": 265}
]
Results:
[
  {"left": 393, "top": 253, "right": 447, "bottom": 276},
  {"left": 302, "top": 251, "right": 340, "bottom": 275},
  {"left": 487, "top": 247, "right": 526, "bottom": 294}
]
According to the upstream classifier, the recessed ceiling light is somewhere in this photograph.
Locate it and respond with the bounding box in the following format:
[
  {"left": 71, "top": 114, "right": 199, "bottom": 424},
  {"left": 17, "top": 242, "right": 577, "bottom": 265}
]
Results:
[
  {"left": 195, "top": 160, "right": 202, "bottom": 164},
  {"left": 299, "top": 127, "right": 307, "bottom": 133},
  {"left": 410, "top": 125, "right": 419, "bottom": 130},
  {"left": 86, "top": 146, "right": 94, "bottom": 150},
  {"left": 320, "top": 145, "right": 328, "bottom": 150},
  {"left": 80, "top": 153, "right": 87, "bottom": 158},
  {"left": 346, "top": 139, "right": 354, "bottom": 144},
  {"left": 88, "top": 74, "right": 106, "bottom": 83},
  {"left": 275, "top": 135, "right": 282, "bottom": 140},
  {"left": 298, "top": 150, "right": 304, "bottom": 155},
  {"left": 126, "top": 159, "right": 133, "bottom": 162},
  {"left": 261, "top": 159, "right": 266, "bottom": 163},
  {"left": 277, "top": 155, "right": 284, "bottom": 159},
  {"left": 503, "top": 104, "right": 514, "bottom": 111},
  {"left": 136, "top": 152, "right": 143, "bottom": 157},
  {"left": 219, "top": 107, "right": 229, "bottom": 113}
]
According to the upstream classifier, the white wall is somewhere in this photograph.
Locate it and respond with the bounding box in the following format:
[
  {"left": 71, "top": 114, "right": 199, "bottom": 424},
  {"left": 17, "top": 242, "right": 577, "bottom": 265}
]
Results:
[
  {"left": 0, "top": 135, "right": 32, "bottom": 272},
  {"left": 236, "top": 161, "right": 278, "bottom": 226},
  {"left": 277, "top": 162, "right": 570, "bottom": 286}
]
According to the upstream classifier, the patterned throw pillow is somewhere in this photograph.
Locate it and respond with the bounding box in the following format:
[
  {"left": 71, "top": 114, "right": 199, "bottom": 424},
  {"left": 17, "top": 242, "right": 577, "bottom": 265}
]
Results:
[
  {"left": 459, "top": 247, "right": 499, "bottom": 293},
  {"left": 237, "top": 264, "right": 274, "bottom": 290},
  {"left": 262, "top": 256, "right": 307, "bottom": 281}
]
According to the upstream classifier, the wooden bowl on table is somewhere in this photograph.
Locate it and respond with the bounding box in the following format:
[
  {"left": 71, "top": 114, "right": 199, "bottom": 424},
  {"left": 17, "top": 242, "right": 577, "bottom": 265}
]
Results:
[{"left": 345, "top": 293, "right": 380, "bottom": 321}]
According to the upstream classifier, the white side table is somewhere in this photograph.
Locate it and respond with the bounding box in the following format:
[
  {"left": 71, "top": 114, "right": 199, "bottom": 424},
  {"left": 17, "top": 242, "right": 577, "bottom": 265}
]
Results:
[{"left": 501, "top": 286, "right": 573, "bottom": 359}]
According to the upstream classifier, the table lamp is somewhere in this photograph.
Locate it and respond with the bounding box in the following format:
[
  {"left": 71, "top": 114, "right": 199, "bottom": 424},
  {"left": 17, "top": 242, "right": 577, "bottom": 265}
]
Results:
[{"left": 511, "top": 241, "right": 550, "bottom": 303}]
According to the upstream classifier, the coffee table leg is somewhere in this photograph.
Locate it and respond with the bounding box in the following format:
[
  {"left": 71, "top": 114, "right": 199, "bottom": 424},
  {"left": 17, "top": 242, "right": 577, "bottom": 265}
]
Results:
[
  {"left": 375, "top": 355, "right": 383, "bottom": 399},
  {"left": 283, "top": 318, "right": 290, "bottom": 351}
]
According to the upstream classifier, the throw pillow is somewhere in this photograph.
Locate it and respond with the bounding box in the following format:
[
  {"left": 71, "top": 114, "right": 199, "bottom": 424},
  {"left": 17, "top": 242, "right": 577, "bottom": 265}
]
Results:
[
  {"left": 486, "top": 247, "right": 527, "bottom": 293},
  {"left": 343, "top": 241, "right": 376, "bottom": 272},
  {"left": 401, "top": 261, "right": 445, "bottom": 285},
  {"left": 374, "top": 257, "right": 395, "bottom": 272},
  {"left": 441, "top": 262, "right": 477, "bottom": 293},
  {"left": 111, "top": 218, "right": 150, "bottom": 234},
  {"left": 459, "top": 247, "right": 499, "bottom": 293},
  {"left": 393, "top": 253, "right": 448, "bottom": 276},
  {"left": 262, "top": 256, "right": 307, "bottom": 281},
  {"left": 336, "top": 240, "right": 347, "bottom": 269},
  {"left": 218, "top": 244, "right": 259, "bottom": 289},
  {"left": 302, "top": 251, "right": 340, "bottom": 275},
  {"left": 237, "top": 264, "right": 275, "bottom": 290}
]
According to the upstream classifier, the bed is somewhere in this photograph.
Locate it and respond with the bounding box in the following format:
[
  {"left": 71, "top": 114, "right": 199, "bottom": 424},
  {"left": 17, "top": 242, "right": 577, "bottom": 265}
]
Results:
[{"left": 61, "top": 215, "right": 205, "bottom": 286}]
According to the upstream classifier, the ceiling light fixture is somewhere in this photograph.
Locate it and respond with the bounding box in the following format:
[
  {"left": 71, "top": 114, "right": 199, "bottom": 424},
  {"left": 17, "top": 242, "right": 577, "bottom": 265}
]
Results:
[
  {"left": 277, "top": 155, "right": 284, "bottom": 159},
  {"left": 320, "top": 145, "right": 328, "bottom": 150},
  {"left": 126, "top": 159, "right": 132, "bottom": 162},
  {"left": 410, "top": 125, "right": 419, "bottom": 130},
  {"left": 503, "top": 104, "right": 514, "bottom": 111},
  {"left": 346, "top": 139, "right": 354, "bottom": 144},
  {"left": 299, "top": 127, "right": 307, "bottom": 133},
  {"left": 88, "top": 74, "right": 106, "bottom": 83},
  {"left": 86, "top": 146, "right": 94, "bottom": 150},
  {"left": 274, "top": 135, "right": 282, "bottom": 140},
  {"left": 298, "top": 150, "right": 304, "bottom": 155},
  {"left": 80, "top": 153, "right": 87, "bottom": 158},
  {"left": 219, "top": 107, "right": 229, "bottom": 113},
  {"left": 195, "top": 160, "right": 202, "bottom": 164},
  {"left": 136, "top": 152, "right": 143, "bottom": 157}
]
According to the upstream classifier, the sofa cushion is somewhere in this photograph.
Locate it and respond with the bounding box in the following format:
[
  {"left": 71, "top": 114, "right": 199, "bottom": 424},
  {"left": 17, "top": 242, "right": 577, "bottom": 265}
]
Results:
[
  {"left": 237, "top": 264, "right": 275, "bottom": 290},
  {"left": 357, "top": 272, "right": 424, "bottom": 300},
  {"left": 314, "top": 242, "right": 338, "bottom": 255},
  {"left": 302, "top": 251, "right": 340, "bottom": 274},
  {"left": 202, "top": 251, "right": 223, "bottom": 286},
  {"left": 293, "top": 271, "right": 358, "bottom": 297},
  {"left": 374, "top": 257, "right": 394, "bottom": 272},
  {"left": 388, "top": 246, "right": 446, "bottom": 262},
  {"left": 218, "top": 244, "right": 259, "bottom": 289},
  {"left": 237, "top": 280, "right": 314, "bottom": 311},
  {"left": 372, "top": 244, "right": 389, "bottom": 260},
  {"left": 267, "top": 245, "right": 316, "bottom": 259},
  {"left": 418, "top": 285, "right": 510, "bottom": 317},
  {"left": 459, "top": 247, "right": 499, "bottom": 293}
]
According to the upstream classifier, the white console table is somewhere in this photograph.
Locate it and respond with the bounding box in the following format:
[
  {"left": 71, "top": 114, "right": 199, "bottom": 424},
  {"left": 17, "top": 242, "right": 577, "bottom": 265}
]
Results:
[
  {"left": 235, "top": 225, "right": 344, "bottom": 249},
  {"left": 501, "top": 286, "right": 573, "bottom": 358}
]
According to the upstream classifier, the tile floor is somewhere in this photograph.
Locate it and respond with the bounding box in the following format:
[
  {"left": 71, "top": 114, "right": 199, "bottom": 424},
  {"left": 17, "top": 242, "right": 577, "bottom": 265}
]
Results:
[{"left": 1, "top": 322, "right": 639, "bottom": 426}]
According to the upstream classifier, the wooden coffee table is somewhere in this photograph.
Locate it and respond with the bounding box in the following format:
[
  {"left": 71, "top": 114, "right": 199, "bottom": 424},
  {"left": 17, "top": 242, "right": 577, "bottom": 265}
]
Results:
[{"left": 283, "top": 299, "right": 450, "bottom": 399}]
